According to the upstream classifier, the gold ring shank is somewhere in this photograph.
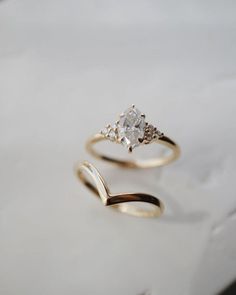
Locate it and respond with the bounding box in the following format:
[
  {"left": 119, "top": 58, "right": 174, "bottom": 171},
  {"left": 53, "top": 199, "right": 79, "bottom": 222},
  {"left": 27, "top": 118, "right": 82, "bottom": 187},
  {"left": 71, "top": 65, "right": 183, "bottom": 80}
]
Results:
[
  {"left": 86, "top": 133, "right": 180, "bottom": 169},
  {"left": 76, "top": 162, "right": 164, "bottom": 218}
]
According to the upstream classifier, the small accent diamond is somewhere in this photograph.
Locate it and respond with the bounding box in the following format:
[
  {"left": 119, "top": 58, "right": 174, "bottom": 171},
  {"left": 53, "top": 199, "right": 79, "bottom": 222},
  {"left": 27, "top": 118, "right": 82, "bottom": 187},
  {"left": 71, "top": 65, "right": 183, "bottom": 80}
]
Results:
[{"left": 101, "top": 125, "right": 117, "bottom": 141}]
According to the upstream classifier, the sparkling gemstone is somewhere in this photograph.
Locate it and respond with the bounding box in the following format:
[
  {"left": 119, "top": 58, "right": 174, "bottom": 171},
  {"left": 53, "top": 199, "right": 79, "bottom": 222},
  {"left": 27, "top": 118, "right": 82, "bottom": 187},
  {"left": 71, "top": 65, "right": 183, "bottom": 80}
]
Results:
[
  {"left": 117, "top": 106, "right": 145, "bottom": 149},
  {"left": 108, "top": 128, "right": 116, "bottom": 140},
  {"left": 101, "top": 127, "right": 109, "bottom": 136}
]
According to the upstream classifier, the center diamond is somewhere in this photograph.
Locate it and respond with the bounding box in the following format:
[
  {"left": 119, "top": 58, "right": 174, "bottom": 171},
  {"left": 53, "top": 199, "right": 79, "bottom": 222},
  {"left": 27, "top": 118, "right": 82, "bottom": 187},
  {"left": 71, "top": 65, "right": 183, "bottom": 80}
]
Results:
[{"left": 117, "top": 106, "right": 146, "bottom": 150}]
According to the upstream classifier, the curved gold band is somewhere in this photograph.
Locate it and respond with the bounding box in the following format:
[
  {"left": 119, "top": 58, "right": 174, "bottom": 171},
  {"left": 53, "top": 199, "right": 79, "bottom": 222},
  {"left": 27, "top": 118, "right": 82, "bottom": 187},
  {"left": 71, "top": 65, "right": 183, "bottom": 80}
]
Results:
[
  {"left": 76, "top": 162, "right": 164, "bottom": 217},
  {"left": 86, "top": 133, "right": 180, "bottom": 169}
]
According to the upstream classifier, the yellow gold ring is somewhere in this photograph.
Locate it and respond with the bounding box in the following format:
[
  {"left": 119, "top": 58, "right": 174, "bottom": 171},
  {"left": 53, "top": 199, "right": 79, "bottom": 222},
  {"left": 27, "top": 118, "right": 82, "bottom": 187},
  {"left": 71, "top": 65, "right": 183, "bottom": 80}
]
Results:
[
  {"left": 76, "top": 161, "right": 164, "bottom": 218},
  {"left": 86, "top": 105, "right": 180, "bottom": 169}
]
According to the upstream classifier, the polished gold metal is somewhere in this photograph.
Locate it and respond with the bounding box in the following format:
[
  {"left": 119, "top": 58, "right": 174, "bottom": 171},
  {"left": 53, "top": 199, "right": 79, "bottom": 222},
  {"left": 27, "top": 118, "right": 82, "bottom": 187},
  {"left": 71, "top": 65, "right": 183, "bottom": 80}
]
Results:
[
  {"left": 86, "top": 133, "right": 180, "bottom": 169},
  {"left": 76, "top": 162, "right": 164, "bottom": 217},
  {"left": 86, "top": 105, "right": 180, "bottom": 169}
]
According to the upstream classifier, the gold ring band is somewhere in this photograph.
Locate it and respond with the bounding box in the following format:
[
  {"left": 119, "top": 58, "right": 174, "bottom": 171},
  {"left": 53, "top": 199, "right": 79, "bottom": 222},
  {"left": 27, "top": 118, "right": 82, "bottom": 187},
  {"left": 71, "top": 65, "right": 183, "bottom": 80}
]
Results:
[
  {"left": 76, "top": 161, "right": 164, "bottom": 217},
  {"left": 86, "top": 133, "right": 180, "bottom": 169}
]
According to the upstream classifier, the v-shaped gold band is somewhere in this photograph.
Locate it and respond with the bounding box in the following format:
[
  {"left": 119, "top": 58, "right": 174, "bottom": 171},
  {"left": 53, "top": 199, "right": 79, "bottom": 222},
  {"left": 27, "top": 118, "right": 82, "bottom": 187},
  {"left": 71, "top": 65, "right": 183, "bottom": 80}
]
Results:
[{"left": 76, "top": 162, "right": 164, "bottom": 218}]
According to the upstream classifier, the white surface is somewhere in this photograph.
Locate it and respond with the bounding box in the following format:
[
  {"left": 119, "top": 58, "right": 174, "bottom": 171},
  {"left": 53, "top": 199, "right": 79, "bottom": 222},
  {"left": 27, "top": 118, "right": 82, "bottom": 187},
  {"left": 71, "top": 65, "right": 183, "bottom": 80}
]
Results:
[{"left": 0, "top": 1, "right": 236, "bottom": 294}]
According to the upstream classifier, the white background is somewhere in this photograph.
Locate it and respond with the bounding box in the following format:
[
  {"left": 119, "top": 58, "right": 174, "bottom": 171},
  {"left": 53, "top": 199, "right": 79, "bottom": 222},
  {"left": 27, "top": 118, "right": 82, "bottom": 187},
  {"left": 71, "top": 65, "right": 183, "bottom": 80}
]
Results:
[{"left": 0, "top": 1, "right": 236, "bottom": 294}]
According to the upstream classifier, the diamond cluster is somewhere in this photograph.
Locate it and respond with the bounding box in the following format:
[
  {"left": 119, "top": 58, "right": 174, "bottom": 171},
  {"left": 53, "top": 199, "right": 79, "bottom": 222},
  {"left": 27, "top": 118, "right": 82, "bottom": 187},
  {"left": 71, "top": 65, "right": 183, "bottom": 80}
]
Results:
[
  {"left": 100, "top": 105, "right": 163, "bottom": 151},
  {"left": 143, "top": 124, "right": 164, "bottom": 144},
  {"left": 101, "top": 124, "right": 118, "bottom": 141}
]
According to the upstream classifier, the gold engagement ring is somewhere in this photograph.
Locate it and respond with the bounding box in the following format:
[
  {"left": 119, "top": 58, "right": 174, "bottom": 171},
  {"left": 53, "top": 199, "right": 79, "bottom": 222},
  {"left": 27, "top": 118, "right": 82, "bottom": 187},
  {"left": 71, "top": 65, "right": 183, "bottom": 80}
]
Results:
[{"left": 86, "top": 105, "right": 180, "bottom": 168}]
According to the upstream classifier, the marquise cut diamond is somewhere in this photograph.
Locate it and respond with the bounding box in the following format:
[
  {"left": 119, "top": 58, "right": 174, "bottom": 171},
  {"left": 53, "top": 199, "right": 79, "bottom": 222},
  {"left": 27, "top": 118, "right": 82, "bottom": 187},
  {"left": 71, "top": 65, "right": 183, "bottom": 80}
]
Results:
[
  {"left": 117, "top": 106, "right": 146, "bottom": 150},
  {"left": 100, "top": 105, "right": 162, "bottom": 152}
]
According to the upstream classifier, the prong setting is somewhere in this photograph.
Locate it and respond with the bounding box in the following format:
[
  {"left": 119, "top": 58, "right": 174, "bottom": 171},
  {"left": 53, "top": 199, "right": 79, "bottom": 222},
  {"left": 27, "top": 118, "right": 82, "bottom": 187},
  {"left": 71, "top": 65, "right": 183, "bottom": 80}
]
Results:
[
  {"left": 100, "top": 106, "right": 163, "bottom": 152},
  {"left": 138, "top": 138, "right": 144, "bottom": 143}
]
